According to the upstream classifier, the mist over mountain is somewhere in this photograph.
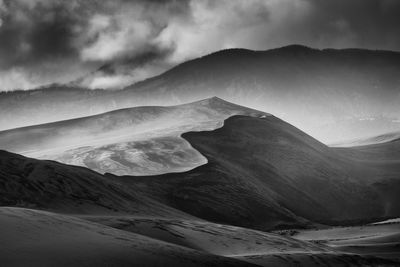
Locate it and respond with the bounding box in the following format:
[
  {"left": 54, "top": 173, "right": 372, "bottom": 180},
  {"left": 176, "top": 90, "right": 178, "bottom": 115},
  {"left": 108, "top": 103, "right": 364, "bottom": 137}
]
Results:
[
  {"left": 2, "top": 1, "right": 400, "bottom": 266},
  {"left": 126, "top": 45, "right": 400, "bottom": 143},
  {"left": 1, "top": 45, "right": 400, "bottom": 143}
]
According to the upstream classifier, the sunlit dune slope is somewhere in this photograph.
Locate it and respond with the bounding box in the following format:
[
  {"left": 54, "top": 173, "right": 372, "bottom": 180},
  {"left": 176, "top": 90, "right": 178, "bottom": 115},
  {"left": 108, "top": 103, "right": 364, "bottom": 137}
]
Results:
[{"left": 0, "top": 97, "right": 266, "bottom": 175}]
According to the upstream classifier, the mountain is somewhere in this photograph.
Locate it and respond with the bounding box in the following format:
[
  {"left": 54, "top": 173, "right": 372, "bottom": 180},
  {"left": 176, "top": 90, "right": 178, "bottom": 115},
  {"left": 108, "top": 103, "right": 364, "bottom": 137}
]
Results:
[
  {"left": 124, "top": 45, "right": 400, "bottom": 143},
  {"left": 1, "top": 112, "right": 400, "bottom": 265},
  {"left": 2, "top": 45, "right": 400, "bottom": 143},
  {"left": 114, "top": 115, "right": 400, "bottom": 230},
  {"left": 3, "top": 112, "right": 398, "bottom": 229},
  {"left": 0, "top": 97, "right": 266, "bottom": 175}
]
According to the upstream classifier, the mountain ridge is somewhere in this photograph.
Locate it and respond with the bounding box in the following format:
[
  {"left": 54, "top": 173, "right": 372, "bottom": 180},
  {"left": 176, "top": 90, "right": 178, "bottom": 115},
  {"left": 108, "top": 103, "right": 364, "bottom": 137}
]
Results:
[{"left": 2, "top": 45, "right": 400, "bottom": 144}]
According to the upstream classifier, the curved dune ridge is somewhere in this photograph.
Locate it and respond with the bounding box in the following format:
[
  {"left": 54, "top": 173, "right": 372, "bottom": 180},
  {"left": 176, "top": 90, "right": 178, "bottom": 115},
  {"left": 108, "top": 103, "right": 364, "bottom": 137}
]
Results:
[
  {"left": 1, "top": 112, "right": 400, "bottom": 227},
  {"left": 1, "top": 101, "right": 400, "bottom": 266},
  {"left": 0, "top": 97, "right": 267, "bottom": 175},
  {"left": 114, "top": 115, "right": 400, "bottom": 230}
]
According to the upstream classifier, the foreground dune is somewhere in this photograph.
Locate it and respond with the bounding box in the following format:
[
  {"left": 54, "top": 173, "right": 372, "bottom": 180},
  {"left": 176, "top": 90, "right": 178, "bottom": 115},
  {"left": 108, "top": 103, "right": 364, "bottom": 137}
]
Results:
[
  {"left": 86, "top": 216, "right": 328, "bottom": 256},
  {"left": 0, "top": 207, "right": 255, "bottom": 267},
  {"left": 292, "top": 221, "right": 400, "bottom": 260},
  {"left": 2, "top": 207, "right": 396, "bottom": 267}
]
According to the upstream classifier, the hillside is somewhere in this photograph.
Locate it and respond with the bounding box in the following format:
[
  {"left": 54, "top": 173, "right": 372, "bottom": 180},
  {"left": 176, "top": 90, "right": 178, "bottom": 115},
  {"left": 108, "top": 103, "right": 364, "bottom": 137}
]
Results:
[
  {"left": 1, "top": 114, "right": 400, "bottom": 229},
  {"left": 0, "top": 97, "right": 266, "bottom": 175},
  {"left": 0, "top": 150, "right": 191, "bottom": 217},
  {"left": 1, "top": 114, "right": 400, "bottom": 265},
  {"left": 113, "top": 115, "right": 400, "bottom": 230},
  {"left": 2, "top": 45, "right": 400, "bottom": 143},
  {"left": 0, "top": 207, "right": 254, "bottom": 267}
]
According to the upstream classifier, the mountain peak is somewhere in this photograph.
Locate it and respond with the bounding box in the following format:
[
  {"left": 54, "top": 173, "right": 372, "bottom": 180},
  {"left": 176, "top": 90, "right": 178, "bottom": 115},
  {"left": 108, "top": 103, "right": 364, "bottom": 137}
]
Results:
[{"left": 272, "top": 44, "right": 316, "bottom": 54}]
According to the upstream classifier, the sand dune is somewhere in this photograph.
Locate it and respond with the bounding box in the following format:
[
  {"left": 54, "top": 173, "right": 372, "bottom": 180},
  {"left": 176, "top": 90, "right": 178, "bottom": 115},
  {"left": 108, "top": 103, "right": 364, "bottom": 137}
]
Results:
[
  {"left": 0, "top": 97, "right": 266, "bottom": 175},
  {"left": 0, "top": 207, "right": 255, "bottom": 267},
  {"left": 114, "top": 115, "right": 400, "bottom": 230},
  {"left": 293, "top": 222, "right": 400, "bottom": 260},
  {"left": 0, "top": 150, "right": 193, "bottom": 218},
  {"left": 2, "top": 113, "right": 400, "bottom": 230},
  {"left": 86, "top": 216, "right": 328, "bottom": 256},
  {"left": 87, "top": 216, "right": 399, "bottom": 266},
  {"left": 333, "top": 132, "right": 400, "bottom": 147},
  {"left": 1, "top": 106, "right": 400, "bottom": 266}
]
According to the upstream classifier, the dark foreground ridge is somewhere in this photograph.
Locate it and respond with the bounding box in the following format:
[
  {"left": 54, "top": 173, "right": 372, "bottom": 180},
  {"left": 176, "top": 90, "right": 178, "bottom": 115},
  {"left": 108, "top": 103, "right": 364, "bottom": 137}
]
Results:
[{"left": 116, "top": 115, "right": 400, "bottom": 230}]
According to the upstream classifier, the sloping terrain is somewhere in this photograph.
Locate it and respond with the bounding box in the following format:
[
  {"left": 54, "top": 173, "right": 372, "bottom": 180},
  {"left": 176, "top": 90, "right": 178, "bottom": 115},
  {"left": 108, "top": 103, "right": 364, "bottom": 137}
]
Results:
[
  {"left": 87, "top": 216, "right": 328, "bottom": 256},
  {"left": 2, "top": 46, "right": 400, "bottom": 143},
  {"left": 0, "top": 150, "right": 191, "bottom": 218},
  {"left": 2, "top": 207, "right": 396, "bottom": 267},
  {"left": 1, "top": 113, "right": 400, "bottom": 266},
  {"left": 111, "top": 115, "right": 400, "bottom": 230},
  {"left": 333, "top": 132, "right": 400, "bottom": 147},
  {"left": 293, "top": 220, "right": 400, "bottom": 260},
  {"left": 0, "top": 207, "right": 254, "bottom": 267},
  {"left": 2, "top": 114, "right": 400, "bottom": 229},
  {"left": 87, "top": 216, "right": 399, "bottom": 267},
  {"left": 0, "top": 97, "right": 266, "bottom": 175}
]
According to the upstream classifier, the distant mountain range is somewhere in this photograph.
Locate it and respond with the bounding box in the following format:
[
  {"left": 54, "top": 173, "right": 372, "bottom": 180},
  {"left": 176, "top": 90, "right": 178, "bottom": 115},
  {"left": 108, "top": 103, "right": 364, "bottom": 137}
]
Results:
[{"left": 1, "top": 45, "right": 400, "bottom": 143}]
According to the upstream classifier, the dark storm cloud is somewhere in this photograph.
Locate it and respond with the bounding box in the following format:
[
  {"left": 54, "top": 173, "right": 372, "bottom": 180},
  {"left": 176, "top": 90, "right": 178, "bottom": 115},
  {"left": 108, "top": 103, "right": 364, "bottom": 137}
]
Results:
[
  {"left": 0, "top": 0, "right": 399, "bottom": 90},
  {"left": 0, "top": 1, "right": 81, "bottom": 69},
  {"left": 301, "top": 0, "right": 400, "bottom": 50}
]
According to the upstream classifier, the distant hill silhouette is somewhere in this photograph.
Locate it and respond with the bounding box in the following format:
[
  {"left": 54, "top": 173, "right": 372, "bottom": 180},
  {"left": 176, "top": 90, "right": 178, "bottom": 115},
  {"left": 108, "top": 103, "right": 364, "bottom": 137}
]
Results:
[{"left": 2, "top": 45, "right": 400, "bottom": 143}]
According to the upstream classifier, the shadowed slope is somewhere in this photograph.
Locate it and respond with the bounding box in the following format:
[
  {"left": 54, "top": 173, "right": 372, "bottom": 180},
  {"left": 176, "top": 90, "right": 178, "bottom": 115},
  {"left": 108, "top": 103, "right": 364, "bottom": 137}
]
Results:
[
  {"left": 89, "top": 216, "right": 400, "bottom": 266},
  {"left": 88, "top": 216, "right": 328, "bottom": 256},
  {"left": 116, "top": 116, "right": 400, "bottom": 230},
  {"left": 293, "top": 221, "right": 400, "bottom": 260},
  {"left": 0, "top": 150, "right": 192, "bottom": 218},
  {"left": 0, "top": 207, "right": 255, "bottom": 267},
  {"left": 1, "top": 114, "right": 399, "bottom": 230},
  {"left": 333, "top": 137, "right": 400, "bottom": 217}
]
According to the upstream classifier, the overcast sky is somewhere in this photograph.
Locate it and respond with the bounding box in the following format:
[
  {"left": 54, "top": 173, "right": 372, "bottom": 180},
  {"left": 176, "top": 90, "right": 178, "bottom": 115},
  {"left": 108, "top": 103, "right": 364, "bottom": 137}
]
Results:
[{"left": 0, "top": 0, "right": 399, "bottom": 91}]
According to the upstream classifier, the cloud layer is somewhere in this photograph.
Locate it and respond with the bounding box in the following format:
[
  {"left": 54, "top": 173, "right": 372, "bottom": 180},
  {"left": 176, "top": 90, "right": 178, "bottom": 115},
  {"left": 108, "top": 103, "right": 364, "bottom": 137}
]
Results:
[{"left": 0, "top": 0, "right": 399, "bottom": 90}]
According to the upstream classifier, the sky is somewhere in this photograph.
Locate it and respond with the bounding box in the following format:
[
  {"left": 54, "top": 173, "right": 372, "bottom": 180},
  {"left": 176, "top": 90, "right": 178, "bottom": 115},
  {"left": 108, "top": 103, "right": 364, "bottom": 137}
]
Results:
[{"left": 0, "top": 0, "right": 399, "bottom": 91}]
